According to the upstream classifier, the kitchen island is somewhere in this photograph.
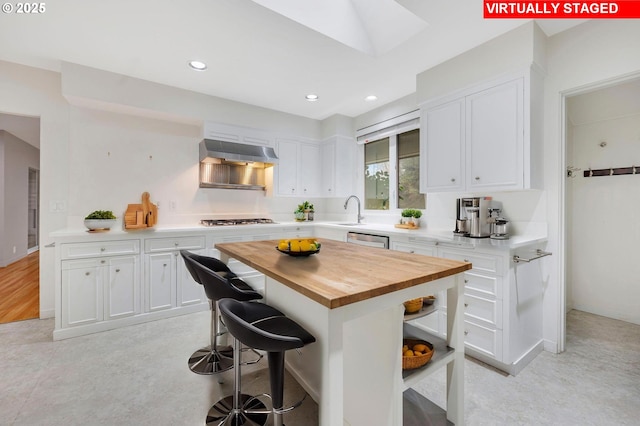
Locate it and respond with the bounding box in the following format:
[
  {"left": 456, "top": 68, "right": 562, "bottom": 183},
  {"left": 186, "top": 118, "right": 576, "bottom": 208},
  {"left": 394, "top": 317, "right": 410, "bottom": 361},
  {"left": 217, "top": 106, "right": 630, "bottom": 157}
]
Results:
[{"left": 215, "top": 239, "right": 471, "bottom": 426}]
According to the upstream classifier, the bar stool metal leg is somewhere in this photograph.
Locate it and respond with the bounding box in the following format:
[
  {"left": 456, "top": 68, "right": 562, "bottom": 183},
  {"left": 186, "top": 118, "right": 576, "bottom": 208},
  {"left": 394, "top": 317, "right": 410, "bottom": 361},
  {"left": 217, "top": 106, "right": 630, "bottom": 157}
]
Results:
[
  {"left": 206, "top": 336, "right": 268, "bottom": 426},
  {"left": 188, "top": 300, "right": 234, "bottom": 375}
]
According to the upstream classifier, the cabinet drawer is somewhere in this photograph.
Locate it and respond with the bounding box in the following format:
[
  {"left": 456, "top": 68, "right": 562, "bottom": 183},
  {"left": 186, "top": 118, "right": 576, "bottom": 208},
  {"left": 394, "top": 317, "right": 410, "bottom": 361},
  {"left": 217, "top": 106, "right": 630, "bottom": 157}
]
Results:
[
  {"left": 61, "top": 240, "right": 140, "bottom": 259},
  {"left": 463, "top": 320, "right": 503, "bottom": 360},
  {"left": 145, "top": 236, "right": 205, "bottom": 253},
  {"left": 464, "top": 272, "right": 502, "bottom": 299},
  {"left": 391, "top": 242, "right": 436, "bottom": 257},
  {"left": 464, "top": 293, "right": 502, "bottom": 328},
  {"left": 438, "top": 248, "right": 503, "bottom": 275}
]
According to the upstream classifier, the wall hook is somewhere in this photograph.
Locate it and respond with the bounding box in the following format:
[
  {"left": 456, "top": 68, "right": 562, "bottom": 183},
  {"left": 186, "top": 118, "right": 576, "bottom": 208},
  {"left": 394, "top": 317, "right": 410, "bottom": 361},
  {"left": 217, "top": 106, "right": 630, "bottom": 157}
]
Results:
[
  {"left": 149, "top": 155, "right": 153, "bottom": 160},
  {"left": 600, "top": 141, "right": 607, "bottom": 147}
]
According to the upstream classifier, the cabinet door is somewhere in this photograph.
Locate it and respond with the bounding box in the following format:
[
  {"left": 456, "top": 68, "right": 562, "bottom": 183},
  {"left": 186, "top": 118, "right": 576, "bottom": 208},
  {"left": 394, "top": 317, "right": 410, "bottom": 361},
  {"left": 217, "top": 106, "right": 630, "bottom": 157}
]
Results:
[
  {"left": 276, "top": 139, "right": 298, "bottom": 196},
  {"left": 105, "top": 255, "right": 140, "bottom": 320},
  {"left": 61, "top": 259, "right": 103, "bottom": 327},
  {"left": 320, "top": 142, "right": 336, "bottom": 196},
  {"left": 299, "top": 143, "right": 321, "bottom": 196},
  {"left": 466, "top": 78, "right": 523, "bottom": 190},
  {"left": 421, "top": 99, "right": 465, "bottom": 192},
  {"left": 146, "top": 252, "right": 176, "bottom": 312},
  {"left": 177, "top": 249, "right": 206, "bottom": 307}
]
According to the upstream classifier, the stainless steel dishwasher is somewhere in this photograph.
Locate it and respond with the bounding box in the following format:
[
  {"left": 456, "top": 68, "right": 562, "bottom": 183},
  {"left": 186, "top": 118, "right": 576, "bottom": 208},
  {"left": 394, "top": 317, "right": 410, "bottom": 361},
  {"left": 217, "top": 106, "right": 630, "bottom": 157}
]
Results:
[{"left": 346, "top": 232, "right": 389, "bottom": 249}]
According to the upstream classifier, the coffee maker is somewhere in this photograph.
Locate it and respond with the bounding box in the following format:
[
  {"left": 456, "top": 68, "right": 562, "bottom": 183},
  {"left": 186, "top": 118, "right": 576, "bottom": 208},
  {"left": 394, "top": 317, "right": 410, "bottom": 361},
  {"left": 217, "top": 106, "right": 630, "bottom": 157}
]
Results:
[{"left": 454, "top": 197, "right": 497, "bottom": 238}]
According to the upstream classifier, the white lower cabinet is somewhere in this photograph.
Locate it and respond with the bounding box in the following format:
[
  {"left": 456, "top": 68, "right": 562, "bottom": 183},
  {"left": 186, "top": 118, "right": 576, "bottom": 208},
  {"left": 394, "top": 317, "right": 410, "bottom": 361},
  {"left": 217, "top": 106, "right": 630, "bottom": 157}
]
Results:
[
  {"left": 392, "top": 238, "right": 543, "bottom": 375},
  {"left": 61, "top": 253, "right": 140, "bottom": 328},
  {"left": 144, "top": 236, "right": 206, "bottom": 312}
]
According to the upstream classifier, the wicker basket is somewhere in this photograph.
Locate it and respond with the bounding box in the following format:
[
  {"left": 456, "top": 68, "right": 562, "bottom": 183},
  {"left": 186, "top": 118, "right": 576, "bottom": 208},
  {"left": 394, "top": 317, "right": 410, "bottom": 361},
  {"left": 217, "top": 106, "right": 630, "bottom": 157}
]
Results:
[
  {"left": 402, "top": 339, "right": 434, "bottom": 370},
  {"left": 403, "top": 298, "right": 423, "bottom": 314}
]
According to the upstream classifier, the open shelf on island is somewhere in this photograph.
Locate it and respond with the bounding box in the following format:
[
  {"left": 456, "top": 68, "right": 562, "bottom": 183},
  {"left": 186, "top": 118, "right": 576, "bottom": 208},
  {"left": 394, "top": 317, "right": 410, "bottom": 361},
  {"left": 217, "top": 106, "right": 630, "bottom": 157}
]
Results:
[
  {"left": 403, "top": 388, "right": 452, "bottom": 426},
  {"left": 403, "top": 302, "right": 437, "bottom": 322},
  {"left": 402, "top": 322, "right": 455, "bottom": 388}
]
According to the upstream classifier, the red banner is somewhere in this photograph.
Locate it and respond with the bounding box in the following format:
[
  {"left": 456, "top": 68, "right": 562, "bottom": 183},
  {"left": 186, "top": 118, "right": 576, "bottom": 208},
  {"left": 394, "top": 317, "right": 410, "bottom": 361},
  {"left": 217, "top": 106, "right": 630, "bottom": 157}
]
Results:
[{"left": 484, "top": 1, "right": 640, "bottom": 18}]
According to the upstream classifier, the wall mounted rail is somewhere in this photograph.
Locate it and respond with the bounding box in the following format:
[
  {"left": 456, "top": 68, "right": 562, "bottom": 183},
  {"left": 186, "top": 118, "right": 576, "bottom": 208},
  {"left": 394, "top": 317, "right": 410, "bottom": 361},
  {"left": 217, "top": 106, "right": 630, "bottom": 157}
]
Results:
[{"left": 513, "top": 249, "right": 552, "bottom": 263}]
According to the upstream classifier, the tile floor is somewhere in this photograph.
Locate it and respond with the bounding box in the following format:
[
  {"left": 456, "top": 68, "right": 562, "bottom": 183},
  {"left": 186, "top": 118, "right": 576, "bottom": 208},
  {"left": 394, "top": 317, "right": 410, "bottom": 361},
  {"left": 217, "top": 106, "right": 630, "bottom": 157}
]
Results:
[{"left": 1, "top": 309, "right": 638, "bottom": 425}]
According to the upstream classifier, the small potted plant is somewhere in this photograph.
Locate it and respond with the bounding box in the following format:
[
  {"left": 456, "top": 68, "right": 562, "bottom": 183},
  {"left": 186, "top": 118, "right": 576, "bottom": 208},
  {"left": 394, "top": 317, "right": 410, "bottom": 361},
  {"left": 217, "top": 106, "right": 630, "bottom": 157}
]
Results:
[
  {"left": 297, "top": 201, "right": 315, "bottom": 221},
  {"left": 294, "top": 208, "right": 306, "bottom": 221},
  {"left": 84, "top": 210, "right": 117, "bottom": 231},
  {"left": 401, "top": 209, "right": 413, "bottom": 225},
  {"left": 410, "top": 209, "right": 422, "bottom": 227}
]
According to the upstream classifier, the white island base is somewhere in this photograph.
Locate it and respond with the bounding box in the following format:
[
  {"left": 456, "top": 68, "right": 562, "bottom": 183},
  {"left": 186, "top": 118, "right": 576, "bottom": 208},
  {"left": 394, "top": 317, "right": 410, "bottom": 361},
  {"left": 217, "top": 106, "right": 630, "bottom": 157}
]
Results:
[{"left": 263, "top": 275, "right": 465, "bottom": 426}]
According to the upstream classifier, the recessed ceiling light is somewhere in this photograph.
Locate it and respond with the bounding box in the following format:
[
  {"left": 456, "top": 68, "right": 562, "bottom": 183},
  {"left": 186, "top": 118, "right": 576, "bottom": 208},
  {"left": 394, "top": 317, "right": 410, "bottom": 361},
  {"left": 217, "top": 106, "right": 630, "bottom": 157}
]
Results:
[
  {"left": 365, "top": 95, "right": 378, "bottom": 102},
  {"left": 305, "top": 94, "right": 319, "bottom": 102},
  {"left": 188, "top": 60, "right": 207, "bottom": 71}
]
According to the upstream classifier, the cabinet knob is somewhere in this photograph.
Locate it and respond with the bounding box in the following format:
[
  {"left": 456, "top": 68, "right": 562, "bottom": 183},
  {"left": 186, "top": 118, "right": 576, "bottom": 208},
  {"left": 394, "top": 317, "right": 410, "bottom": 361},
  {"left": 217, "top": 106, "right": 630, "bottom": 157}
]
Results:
[
  {"left": 464, "top": 259, "right": 469, "bottom": 263},
  {"left": 464, "top": 330, "right": 469, "bottom": 336},
  {"left": 475, "top": 176, "right": 480, "bottom": 181},
  {"left": 85, "top": 272, "right": 90, "bottom": 276},
  {"left": 100, "top": 247, "right": 105, "bottom": 252},
  {"left": 464, "top": 303, "right": 469, "bottom": 308},
  {"left": 115, "top": 268, "right": 120, "bottom": 273},
  {"left": 101, "top": 260, "right": 106, "bottom": 264},
  {"left": 174, "top": 242, "right": 179, "bottom": 246},
  {"left": 464, "top": 279, "right": 469, "bottom": 283},
  {"left": 163, "top": 263, "right": 167, "bottom": 267},
  {"left": 328, "top": 188, "right": 332, "bottom": 192},
  {"left": 451, "top": 178, "right": 456, "bottom": 182},
  {"left": 409, "top": 250, "right": 415, "bottom": 254}
]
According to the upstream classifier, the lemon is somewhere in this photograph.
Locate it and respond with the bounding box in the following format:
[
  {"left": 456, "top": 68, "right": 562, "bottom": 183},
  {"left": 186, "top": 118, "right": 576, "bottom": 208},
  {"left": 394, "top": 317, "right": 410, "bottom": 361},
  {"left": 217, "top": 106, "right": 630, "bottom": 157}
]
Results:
[
  {"left": 300, "top": 240, "right": 312, "bottom": 252},
  {"left": 289, "top": 240, "right": 301, "bottom": 252},
  {"left": 278, "top": 240, "right": 290, "bottom": 251}
]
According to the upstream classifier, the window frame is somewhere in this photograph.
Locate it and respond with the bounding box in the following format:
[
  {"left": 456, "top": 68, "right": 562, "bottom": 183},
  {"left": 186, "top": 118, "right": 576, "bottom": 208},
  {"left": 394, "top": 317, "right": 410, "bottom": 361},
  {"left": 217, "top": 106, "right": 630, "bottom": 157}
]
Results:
[{"left": 358, "top": 117, "right": 423, "bottom": 214}]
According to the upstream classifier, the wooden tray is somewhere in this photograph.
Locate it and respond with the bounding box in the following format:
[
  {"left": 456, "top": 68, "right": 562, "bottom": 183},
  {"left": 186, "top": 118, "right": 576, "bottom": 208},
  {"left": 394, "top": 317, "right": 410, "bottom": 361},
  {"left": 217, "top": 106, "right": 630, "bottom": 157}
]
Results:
[{"left": 394, "top": 223, "right": 420, "bottom": 230}]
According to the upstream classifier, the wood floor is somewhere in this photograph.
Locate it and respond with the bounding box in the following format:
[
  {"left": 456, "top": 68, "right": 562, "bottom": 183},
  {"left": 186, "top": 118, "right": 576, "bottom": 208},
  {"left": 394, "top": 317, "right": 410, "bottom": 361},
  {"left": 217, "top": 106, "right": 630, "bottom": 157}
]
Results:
[{"left": 0, "top": 251, "right": 39, "bottom": 324}]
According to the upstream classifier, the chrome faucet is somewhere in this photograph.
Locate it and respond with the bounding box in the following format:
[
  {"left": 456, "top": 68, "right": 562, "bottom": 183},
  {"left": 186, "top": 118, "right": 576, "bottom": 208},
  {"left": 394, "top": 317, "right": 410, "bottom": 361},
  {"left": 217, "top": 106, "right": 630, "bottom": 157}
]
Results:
[{"left": 344, "top": 195, "right": 364, "bottom": 224}]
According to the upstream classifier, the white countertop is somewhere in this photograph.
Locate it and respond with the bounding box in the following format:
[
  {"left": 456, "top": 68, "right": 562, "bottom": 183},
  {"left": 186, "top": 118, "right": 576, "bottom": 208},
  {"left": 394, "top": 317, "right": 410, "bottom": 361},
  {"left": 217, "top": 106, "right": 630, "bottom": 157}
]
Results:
[{"left": 50, "top": 220, "right": 546, "bottom": 250}]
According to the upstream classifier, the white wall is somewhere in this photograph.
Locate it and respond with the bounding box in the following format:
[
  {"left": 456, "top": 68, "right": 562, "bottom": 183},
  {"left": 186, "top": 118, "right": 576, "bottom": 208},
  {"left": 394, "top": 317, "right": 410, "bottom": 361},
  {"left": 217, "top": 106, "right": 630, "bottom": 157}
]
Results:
[
  {"left": 567, "top": 112, "right": 640, "bottom": 325},
  {"left": 0, "top": 130, "right": 40, "bottom": 266}
]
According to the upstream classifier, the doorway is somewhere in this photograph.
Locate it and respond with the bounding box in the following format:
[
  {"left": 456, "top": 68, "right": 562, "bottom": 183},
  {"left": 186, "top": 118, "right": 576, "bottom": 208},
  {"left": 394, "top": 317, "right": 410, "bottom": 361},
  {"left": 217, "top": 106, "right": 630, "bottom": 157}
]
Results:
[
  {"left": 28, "top": 167, "right": 39, "bottom": 253},
  {"left": 564, "top": 75, "right": 640, "bottom": 327},
  {"left": 0, "top": 112, "right": 41, "bottom": 323}
]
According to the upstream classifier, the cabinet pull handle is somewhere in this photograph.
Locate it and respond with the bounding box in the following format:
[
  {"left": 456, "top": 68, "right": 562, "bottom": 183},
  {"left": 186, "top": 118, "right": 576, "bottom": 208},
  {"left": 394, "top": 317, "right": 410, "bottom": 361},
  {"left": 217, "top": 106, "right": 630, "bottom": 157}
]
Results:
[
  {"left": 115, "top": 269, "right": 120, "bottom": 273},
  {"left": 85, "top": 272, "right": 90, "bottom": 276}
]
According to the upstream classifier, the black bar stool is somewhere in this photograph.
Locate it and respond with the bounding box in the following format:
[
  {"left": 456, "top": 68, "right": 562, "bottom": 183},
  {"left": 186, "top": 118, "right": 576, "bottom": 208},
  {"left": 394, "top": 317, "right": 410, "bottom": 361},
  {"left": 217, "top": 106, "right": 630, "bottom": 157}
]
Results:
[
  {"left": 181, "top": 251, "right": 262, "bottom": 375},
  {"left": 218, "top": 298, "right": 316, "bottom": 426},
  {"left": 187, "top": 259, "right": 269, "bottom": 425}
]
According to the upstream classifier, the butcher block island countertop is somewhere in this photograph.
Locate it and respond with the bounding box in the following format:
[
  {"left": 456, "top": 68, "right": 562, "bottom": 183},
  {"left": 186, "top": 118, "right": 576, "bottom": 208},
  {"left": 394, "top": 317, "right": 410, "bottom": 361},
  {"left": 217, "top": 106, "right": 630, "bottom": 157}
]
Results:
[{"left": 215, "top": 238, "right": 471, "bottom": 309}]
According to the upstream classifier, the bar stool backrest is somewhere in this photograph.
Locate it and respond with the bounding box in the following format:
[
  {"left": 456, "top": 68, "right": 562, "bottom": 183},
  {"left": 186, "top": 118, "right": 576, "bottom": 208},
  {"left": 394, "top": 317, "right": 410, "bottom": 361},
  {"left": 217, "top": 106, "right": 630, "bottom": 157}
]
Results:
[
  {"left": 187, "top": 259, "right": 262, "bottom": 302},
  {"left": 180, "top": 250, "right": 230, "bottom": 285}
]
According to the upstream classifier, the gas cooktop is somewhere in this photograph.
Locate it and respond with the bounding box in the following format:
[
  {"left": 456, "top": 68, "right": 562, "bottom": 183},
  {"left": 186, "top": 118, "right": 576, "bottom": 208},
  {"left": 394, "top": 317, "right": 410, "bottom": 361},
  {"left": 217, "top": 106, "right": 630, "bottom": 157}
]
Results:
[{"left": 200, "top": 218, "right": 276, "bottom": 226}]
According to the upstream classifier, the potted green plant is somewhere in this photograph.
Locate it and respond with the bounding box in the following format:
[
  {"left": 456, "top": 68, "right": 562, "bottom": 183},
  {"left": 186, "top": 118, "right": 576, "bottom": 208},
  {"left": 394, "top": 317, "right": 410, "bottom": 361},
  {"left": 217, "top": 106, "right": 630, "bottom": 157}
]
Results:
[
  {"left": 84, "top": 210, "right": 117, "bottom": 231},
  {"left": 410, "top": 209, "right": 422, "bottom": 227},
  {"left": 400, "top": 209, "right": 413, "bottom": 225},
  {"left": 294, "top": 208, "right": 306, "bottom": 221},
  {"left": 297, "top": 201, "right": 315, "bottom": 221}
]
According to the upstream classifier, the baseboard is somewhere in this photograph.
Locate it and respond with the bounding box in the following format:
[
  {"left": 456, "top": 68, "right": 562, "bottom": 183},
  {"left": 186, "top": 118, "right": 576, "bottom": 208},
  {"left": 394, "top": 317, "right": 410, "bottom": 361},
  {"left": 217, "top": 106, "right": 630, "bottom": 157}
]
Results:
[{"left": 40, "top": 308, "right": 55, "bottom": 319}]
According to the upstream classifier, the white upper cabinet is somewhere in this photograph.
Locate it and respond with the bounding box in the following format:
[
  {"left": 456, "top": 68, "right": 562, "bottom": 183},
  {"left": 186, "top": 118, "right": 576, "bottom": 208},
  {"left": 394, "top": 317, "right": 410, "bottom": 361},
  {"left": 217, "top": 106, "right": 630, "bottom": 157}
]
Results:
[
  {"left": 420, "top": 99, "right": 465, "bottom": 192},
  {"left": 321, "top": 136, "right": 356, "bottom": 197},
  {"left": 420, "top": 68, "right": 542, "bottom": 193},
  {"left": 203, "top": 121, "right": 274, "bottom": 147},
  {"left": 275, "top": 138, "right": 321, "bottom": 197},
  {"left": 466, "top": 78, "right": 523, "bottom": 190}
]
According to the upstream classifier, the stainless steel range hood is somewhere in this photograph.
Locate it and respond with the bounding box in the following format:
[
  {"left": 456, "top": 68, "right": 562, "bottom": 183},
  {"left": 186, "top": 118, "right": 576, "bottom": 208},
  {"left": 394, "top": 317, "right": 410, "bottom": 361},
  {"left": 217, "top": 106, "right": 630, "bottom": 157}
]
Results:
[
  {"left": 199, "top": 139, "right": 279, "bottom": 165},
  {"left": 199, "top": 140, "right": 278, "bottom": 190}
]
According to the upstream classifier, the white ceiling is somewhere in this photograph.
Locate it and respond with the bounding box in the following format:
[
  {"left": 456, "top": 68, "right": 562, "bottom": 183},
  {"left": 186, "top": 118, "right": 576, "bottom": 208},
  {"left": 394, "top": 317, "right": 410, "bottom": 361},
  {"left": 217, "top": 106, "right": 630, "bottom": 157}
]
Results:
[{"left": 0, "top": 0, "right": 583, "bottom": 122}]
